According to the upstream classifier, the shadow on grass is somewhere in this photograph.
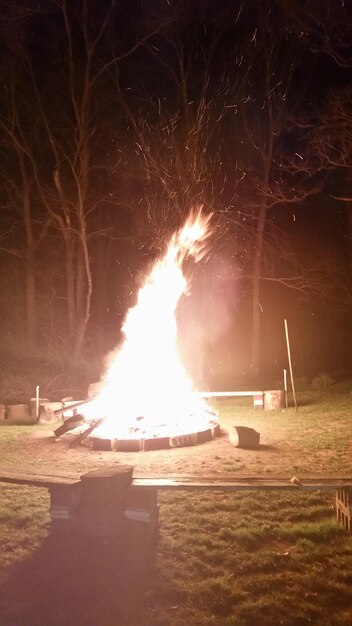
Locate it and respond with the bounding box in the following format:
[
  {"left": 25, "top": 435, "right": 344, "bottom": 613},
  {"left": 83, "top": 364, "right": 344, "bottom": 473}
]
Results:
[{"left": 0, "top": 524, "right": 155, "bottom": 626}]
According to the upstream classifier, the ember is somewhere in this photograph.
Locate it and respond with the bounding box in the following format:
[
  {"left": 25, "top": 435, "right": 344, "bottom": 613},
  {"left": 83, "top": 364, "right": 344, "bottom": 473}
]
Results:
[{"left": 79, "top": 208, "right": 219, "bottom": 450}]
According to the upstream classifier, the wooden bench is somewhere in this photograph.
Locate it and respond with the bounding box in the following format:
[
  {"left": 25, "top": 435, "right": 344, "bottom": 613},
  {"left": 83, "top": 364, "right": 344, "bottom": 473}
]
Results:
[
  {"left": 199, "top": 391, "right": 266, "bottom": 409},
  {"left": 1, "top": 466, "right": 351, "bottom": 533},
  {"left": 130, "top": 474, "right": 352, "bottom": 532},
  {"left": 0, "top": 465, "right": 133, "bottom": 536}
]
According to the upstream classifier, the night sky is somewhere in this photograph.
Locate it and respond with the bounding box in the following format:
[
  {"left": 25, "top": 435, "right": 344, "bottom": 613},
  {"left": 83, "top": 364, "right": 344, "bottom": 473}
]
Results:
[{"left": 0, "top": 0, "right": 352, "bottom": 394}]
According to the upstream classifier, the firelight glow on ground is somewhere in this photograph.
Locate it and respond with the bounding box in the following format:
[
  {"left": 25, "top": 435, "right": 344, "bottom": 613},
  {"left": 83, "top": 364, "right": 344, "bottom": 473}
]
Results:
[{"left": 82, "top": 209, "right": 218, "bottom": 440}]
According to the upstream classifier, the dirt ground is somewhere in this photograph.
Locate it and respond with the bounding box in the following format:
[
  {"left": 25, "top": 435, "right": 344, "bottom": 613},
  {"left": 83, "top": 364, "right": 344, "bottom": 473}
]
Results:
[{"left": 6, "top": 402, "right": 336, "bottom": 477}]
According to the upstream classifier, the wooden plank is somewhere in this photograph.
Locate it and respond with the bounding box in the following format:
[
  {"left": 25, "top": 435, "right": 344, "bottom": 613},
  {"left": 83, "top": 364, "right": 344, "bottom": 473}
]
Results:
[
  {"left": 69, "top": 416, "right": 106, "bottom": 448},
  {"left": 53, "top": 398, "right": 95, "bottom": 415},
  {"left": 132, "top": 474, "right": 352, "bottom": 491},
  {"left": 0, "top": 465, "right": 80, "bottom": 487},
  {"left": 1, "top": 465, "right": 352, "bottom": 492},
  {"left": 54, "top": 414, "right": 84, "bottom": 437}
]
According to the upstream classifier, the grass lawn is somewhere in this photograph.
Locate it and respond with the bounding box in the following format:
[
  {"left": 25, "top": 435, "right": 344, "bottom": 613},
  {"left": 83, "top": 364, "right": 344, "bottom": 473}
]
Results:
[{"left": 0, "top": 385, "right": 352, "bottom": 625}]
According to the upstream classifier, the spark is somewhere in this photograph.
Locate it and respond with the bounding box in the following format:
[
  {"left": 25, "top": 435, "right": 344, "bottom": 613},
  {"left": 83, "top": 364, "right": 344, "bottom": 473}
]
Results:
[{"left": 250, "top": 28, "right": 257, "bottom": 45}]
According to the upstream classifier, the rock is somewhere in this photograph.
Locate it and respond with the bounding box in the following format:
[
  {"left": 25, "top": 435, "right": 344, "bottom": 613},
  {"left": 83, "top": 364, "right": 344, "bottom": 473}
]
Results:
[{"left": 230, "top": 426, "right": 260, "bottom": 449}]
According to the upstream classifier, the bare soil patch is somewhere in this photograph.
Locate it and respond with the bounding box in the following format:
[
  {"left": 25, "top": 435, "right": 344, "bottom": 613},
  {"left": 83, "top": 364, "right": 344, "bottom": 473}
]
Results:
[{"left": 9, "top": 396, "right": 351, "bottom": 477}]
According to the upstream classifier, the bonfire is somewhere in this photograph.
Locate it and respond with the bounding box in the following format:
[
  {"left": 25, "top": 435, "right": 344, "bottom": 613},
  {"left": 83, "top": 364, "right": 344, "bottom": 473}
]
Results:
[{"left": 80, "top": 209, "right": 219, "bottom": 449}]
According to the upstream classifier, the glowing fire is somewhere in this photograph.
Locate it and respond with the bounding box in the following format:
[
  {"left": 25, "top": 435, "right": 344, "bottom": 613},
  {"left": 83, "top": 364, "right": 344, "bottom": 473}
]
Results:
[{"left": 82, "top": 208, "right": 217, "bottom": 442}]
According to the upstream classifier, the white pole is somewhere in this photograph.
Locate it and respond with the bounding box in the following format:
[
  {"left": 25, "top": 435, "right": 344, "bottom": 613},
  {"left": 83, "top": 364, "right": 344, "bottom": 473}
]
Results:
[
  {"left": 283, "top": 368, "right": 288, "bottom": 408},
  {"left": 36, "top": 385, "right": 40, "bottom": 420},
  {"left": 284, "top": 319, "right": 298, "bottom": 411}
]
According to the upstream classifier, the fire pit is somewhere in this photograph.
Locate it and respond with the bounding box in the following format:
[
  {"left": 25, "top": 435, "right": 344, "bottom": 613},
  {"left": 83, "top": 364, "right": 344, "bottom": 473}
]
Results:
[{"left": 91, "top": 420, "right": 221, "bottom": 452}]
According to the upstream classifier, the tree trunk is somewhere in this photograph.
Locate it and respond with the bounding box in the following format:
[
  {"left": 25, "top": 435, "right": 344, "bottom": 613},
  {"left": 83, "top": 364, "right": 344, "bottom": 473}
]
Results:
[
  {"left": 25, "top": 249, "right": 36, "bottom": 351},
  {"left": 347, "top": 203, "right": 352, "bottom": 266},
  {"left": 64, "top": 233, "right": 76, "bottom": 336},
  {"left": 73, "top": 230, "right": 93, "bottom": 359},
  {"left": 72, "top": 140, "right": 93, "bottom": 358},
  {"left": 250, "top": 204, "right": 267, "bottom": 375},
  {"left": 21, "top": 160, "right": 37, "bottom": 351}
]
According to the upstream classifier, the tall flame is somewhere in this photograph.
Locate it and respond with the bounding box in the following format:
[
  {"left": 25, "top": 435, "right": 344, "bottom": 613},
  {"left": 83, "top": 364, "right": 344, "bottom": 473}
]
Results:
[{"left": 83, "top": 208, "right": 214, "bottom": 439}]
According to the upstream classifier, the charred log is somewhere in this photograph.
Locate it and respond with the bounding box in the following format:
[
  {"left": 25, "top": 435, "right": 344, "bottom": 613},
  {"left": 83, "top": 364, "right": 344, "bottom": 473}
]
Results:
[{"left": 54, "top": 414, "right": 84, "bottom": 437}]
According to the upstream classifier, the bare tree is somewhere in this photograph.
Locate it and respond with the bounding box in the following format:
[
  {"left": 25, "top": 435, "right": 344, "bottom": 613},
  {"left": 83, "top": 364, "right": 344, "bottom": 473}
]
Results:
[
  {"left": 0, "top": 2, "right": 49, "bottom": 351},
  {"left": 114, "top": 1, "right": 341, "bottom": 377},
  {"left": 216, "top": 2, "right": 328, "bottom": 373},
  {"left": 0, "top": 0, "right": 165, "bottom": 358},
  {"left": 300, "top": 86, "right": 352, "bottom": 291}
]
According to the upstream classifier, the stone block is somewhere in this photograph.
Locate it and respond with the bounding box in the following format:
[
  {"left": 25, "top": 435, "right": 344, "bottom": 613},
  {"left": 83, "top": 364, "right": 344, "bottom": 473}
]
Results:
[
  {"left": 6, "top": 404, "right": 30, "bottom": 421},
  {"left": 49, "top": 483, "right": 82, "bottom": 532},
  {"left": 253, "top": 393, "right": 264, "bottom": 409},
  {"left": 264, "top": 390, "right": 285, "bottom": 410},
  {"left": 38, "top": 401, "right": 62, "bottom": 423},
  {"left": 79, "top": 465, "right": 133, "bottom": 538},
  {"left": 114, "top": 438, "right": 142, "bottom": 452},
  {"left": 92, "top": 436, "right": 117, "bottom": 451},
  {"left": 142, "top": 437, "right": 170, "bottom": 451},
  {"left": 230, "top": 425, "right": 260, "bottom": 449}
]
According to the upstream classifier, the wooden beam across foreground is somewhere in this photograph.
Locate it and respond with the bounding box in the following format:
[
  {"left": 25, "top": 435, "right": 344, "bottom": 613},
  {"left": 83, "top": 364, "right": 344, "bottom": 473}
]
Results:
[
  {"left": 1, "top": 465, "right": 352, "bottom": 493},
  {"left": 132, "top": 474, "right": 352, "bottom": 491},
  {"left": 0, "top": 465, "right": 80, "bottom": 488},
  {"left": 1, "top": 466, "right": 351, "bottom": 533}
]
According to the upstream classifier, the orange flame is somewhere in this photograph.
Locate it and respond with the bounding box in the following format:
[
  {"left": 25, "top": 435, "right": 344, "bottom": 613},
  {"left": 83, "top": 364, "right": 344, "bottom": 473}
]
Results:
[{"left": 83, "top": 208, "right": 215, "bottom": 440}]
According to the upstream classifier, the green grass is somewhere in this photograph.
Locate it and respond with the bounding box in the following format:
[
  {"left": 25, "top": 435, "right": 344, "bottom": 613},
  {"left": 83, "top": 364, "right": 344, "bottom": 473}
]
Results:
[
  {"left": 1, "top": 386, "right": 352, "bottom": 625},
  {"left": 144, "top": 490, "right": 352, "bottom": 625}
]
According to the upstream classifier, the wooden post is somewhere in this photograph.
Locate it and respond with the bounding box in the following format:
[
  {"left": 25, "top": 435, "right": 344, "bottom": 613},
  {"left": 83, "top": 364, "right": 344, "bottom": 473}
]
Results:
[
  {"left": 35, "top": 385, "right": 40, "bottom": 420},
  {"left": 284, "top": 319, "right": 298, "bottom": 411},
  {"left": 79, "top": 465, "right": 133, "bottom": 538},
  {"left": 283, "top": 369, "right": 288, "bottom": 408},
  {"left": 336, "top": 489, "right": 352, "bottom": 532}
]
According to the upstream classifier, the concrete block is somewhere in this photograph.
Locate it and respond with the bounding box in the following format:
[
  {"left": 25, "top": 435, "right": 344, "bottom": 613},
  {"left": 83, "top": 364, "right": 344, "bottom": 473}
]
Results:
[
  {"left": 38, "top": 401, "right": 62, "bottom": 423},
  {"left": 79, "top": 465, "right": 133, "bottom": 538},
  {"left": 264, "top": 390, "right": 285, "bottom": 410},
  {"left": 6, "top": 404, "right": 30, "bottom": 421}
]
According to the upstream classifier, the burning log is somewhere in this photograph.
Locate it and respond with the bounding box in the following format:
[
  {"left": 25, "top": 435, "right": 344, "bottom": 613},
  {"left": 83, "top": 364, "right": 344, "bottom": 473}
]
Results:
[
  {"left": 69, "top": 417, "right": 106, "bottom": 448},
  {"left": 53, "top": 397, "right": 96, "bottom": 417}
]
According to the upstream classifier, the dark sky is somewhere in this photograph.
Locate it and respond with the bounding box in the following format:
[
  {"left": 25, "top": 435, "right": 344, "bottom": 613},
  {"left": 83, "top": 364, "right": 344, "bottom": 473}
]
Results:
[{"left": 0, "top": 0, "right": 351, "bottom": 387}]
